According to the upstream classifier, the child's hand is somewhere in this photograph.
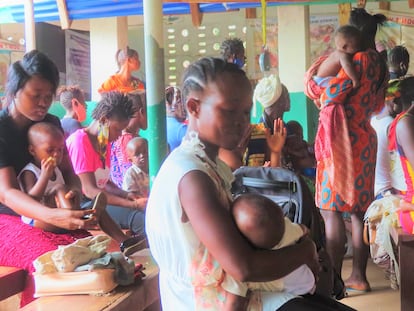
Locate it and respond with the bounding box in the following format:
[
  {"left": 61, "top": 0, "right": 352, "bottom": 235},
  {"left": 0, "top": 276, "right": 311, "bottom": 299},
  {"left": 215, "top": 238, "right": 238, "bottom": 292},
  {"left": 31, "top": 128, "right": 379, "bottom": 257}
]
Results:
[
  {"left": 266, "top": 118, "right": 287, "bottom": 154},
  {"left": 132, "top": 197, "right": 148, "bottom": 209},
  {"left": 40, "top": 156, "right": 56, "bottom": 179}
]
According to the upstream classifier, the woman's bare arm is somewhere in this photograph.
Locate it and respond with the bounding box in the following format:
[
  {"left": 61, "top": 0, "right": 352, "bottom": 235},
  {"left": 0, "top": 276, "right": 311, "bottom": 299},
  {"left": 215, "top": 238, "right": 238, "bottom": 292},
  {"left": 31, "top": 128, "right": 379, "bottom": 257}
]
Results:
[
  {"left": 0, "top": 166, "right": 91, "bottom": 230},
  {"left": 78, "top": 172, "right": 143, "bottom": 210},
  {"left": 179, "top": 170, "right": 319, "bottom": 283}
]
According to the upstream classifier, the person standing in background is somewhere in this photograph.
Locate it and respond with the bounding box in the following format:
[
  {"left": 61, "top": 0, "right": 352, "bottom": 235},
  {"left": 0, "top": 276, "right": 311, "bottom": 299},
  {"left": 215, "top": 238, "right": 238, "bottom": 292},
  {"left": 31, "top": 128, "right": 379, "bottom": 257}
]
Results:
[
  {"left": 371, "top": 46, "right": 409, "bottom": 200},
  {"left": 220, "top": 37, "right": 246, "bottom": 69},
  {"left": 313, "top": 8, "right": 387, "bottom": 293},
  {"left": 58, "top": 85, "right": 87, "bottom": 138},
  {"left": 98, "top": 46, "right": 145, "bottom": 94},
  {"left": 165, "top": 86, "right": 187, "bottom": 152},
  {"left": 388, "top": 45, "right": 410, "bottom": 80}
]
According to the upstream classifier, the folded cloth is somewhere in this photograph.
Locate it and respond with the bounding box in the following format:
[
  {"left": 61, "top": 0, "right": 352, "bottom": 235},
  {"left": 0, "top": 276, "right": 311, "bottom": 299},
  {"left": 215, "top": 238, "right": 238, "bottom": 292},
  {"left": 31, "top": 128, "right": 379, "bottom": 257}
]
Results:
[
  {"left": 34, "top": 235, "right": 111, "bottom": 273},
  {"left": 74, "top": 252, "right": 135, "bottom": 286}
]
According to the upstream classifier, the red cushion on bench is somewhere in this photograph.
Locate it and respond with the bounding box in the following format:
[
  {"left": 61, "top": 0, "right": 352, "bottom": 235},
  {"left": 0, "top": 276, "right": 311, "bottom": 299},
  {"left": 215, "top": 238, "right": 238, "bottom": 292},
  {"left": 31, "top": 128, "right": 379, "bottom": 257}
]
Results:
[{"left": 0, "top": 215, "right": 90, "bottom": 306}]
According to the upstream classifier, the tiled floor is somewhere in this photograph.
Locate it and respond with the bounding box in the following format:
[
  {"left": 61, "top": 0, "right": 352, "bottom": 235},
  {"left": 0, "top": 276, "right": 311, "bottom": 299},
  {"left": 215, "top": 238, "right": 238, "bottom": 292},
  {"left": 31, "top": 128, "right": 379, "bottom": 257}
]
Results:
[{"left": 340, "top": 257, "right": 399, "bottom": 311}]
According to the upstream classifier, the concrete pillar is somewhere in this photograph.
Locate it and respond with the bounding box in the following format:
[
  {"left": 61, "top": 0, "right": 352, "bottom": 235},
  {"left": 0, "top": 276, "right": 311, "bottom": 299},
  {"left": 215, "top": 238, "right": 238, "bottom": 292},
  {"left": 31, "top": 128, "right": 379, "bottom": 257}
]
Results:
[
  {"left": 143, "top": 0, "right": 167, "bottom": 180},
  {"left": 277, "top": 6, "right": 318, "bottom": 142},
  {"left": 89, "top": 16, "right": 128, "bottom": 100},
  {"left": 24, "top": 0, "right": 35, "bottom": 51}
]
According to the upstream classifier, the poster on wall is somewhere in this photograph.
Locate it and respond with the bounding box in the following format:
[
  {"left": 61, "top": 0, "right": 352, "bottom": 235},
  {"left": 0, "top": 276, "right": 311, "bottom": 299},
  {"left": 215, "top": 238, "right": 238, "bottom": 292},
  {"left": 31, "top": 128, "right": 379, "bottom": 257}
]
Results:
[
  {"left": 0, "top": 51, "right": 10, "bottom": 97},
  {"left": 309, "top": 15, "right": 338, "bottom": 63},
  {"left": 65, "top": 30, "right": 91, "bottom": 100},
  {"left": 375, "top": 11, "right": 414, "bottom": 76},
  {"left": 376, "top": 21, "right": 401, "bottom": 51}
]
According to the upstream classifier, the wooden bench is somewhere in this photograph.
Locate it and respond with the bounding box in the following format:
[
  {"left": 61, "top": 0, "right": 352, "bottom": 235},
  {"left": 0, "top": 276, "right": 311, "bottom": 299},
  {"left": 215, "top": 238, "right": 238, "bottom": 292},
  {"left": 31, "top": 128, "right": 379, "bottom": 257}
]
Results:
[
  {"left": 390, "top": 226, "right": 414, "bottom": 311},
  {"left": 19, "top": 249, "right": 160, "bottom": 311},
  {"left": 0, "top": 266, "right": 26, "bottom": 301}
]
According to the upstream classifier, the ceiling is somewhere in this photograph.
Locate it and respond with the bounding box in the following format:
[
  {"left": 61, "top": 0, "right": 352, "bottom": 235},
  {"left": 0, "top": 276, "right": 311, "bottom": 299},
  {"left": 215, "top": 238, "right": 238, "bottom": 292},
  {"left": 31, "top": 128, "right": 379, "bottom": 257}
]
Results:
[{"left": 0, "top": 0, "right": 357, "bottom": 24}]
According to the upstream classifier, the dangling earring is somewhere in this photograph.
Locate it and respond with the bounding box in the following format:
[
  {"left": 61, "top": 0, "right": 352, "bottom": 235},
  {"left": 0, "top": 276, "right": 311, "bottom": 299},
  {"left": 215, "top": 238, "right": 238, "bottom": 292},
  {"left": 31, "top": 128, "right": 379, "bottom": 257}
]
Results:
[{"left": 97, "top": 121, "right": 109, "bottom": 167}]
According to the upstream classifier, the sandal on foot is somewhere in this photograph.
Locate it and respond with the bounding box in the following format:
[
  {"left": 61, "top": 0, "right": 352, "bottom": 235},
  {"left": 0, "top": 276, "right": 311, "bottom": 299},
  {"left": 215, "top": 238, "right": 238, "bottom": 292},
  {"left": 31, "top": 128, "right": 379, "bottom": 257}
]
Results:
[
  {"left": 120, "top": 236, "right": 147, "bottom": 257},
  {"left": 345, "top": 283, "right": 371, "bottom": 293}
]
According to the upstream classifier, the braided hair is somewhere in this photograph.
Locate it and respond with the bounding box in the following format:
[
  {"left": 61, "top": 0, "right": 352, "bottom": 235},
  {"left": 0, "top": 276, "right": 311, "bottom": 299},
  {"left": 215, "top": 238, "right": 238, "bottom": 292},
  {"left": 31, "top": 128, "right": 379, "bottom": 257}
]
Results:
[
  {"left": 92, "top": 91, "right": 136, "bottom": 121},
  {"left": 388, "top": 45, "right": 410, "bottom": 78},
  {"left": 57, "top": 85, "right": 85, "bottom": 110},
  {"left": 181, "top": 57, "right": 246, "bottom": 104}
]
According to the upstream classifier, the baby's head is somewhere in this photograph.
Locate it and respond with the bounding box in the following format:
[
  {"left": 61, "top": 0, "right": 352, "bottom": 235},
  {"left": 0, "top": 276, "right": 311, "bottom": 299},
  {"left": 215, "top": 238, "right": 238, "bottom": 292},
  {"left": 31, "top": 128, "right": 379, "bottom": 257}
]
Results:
[
  {"left": 231, "top": 193, "right": 285, "bottom": 249},
  {"left": 334, "top": 25, "right": 361, "bottom": 55},
  {"left": 28, "top": 122, "right": 65, "bottom": 167},
  {"left": 126, "top": 137, "right": 148, "bottom": 172}
]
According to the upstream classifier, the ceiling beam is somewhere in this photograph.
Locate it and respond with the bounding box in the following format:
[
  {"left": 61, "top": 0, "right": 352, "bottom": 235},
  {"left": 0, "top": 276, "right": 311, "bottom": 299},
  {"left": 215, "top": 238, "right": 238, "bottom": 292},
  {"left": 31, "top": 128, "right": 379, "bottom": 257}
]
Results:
[
  {"left": 338, "top": 3, "right": 351, "bottom": 26},
  {"left": 190, "top": 3, "right": 203, "bottom": 27},
  {"left": 56, "top": 0, "right": 72, "bottom": 29},
  {"left": 379, "top": 1, "right": 390, "bottom": 10},
  {"left": 245, "top": 8, "right": 257, "bottom": 19},
  {"left": 163, "top": 0, "right": 336, "bottom": 3}
]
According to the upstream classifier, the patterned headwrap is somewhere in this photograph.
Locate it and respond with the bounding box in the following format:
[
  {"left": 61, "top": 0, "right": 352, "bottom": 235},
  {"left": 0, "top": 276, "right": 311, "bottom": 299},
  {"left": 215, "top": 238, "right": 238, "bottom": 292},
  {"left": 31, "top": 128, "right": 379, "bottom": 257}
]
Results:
[{"left": 385, "top": 79, "right": 402, "bottom": 102}]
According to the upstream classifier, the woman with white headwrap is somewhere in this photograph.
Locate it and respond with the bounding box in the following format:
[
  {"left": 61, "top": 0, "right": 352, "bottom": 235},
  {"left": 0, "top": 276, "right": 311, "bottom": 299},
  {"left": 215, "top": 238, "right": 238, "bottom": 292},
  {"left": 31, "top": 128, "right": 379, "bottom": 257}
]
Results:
[{"left": 219, "top": 73, "right": 289, "bottom": 170}]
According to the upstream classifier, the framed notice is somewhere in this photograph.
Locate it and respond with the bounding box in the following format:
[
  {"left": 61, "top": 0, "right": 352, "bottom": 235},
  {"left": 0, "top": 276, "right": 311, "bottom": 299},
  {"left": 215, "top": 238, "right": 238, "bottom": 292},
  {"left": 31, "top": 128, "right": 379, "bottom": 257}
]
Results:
[{"left": 65, "top": 30, "right": 91, "bottom": 100}]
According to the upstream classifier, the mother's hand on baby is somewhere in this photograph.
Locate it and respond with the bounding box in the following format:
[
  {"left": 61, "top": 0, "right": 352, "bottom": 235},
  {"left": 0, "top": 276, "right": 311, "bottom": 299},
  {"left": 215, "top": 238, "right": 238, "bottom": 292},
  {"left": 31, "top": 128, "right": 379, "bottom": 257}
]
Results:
[{"left": 298, "top": 236, "right": 320, "bottom": 282}]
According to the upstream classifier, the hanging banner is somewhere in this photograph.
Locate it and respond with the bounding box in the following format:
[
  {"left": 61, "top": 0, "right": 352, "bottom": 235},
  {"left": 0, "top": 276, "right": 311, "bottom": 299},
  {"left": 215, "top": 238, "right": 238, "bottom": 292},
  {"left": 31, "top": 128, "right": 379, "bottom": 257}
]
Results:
[
  {"left": 65, "top": 30, "right": 91, "bottom": 100},
  {"left": 385, "top": 13, "right": 414, "bottom": 27}
]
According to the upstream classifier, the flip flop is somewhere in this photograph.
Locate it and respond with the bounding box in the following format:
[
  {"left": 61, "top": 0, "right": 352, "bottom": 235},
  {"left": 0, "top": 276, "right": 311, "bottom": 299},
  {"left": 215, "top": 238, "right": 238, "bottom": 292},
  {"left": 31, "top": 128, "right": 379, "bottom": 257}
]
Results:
[
  {"left": 120, "top": 236, "right": 148, "bottom": 257},
  {"left": 84, "top": 192, "right": 107, "bottom": 219},
  {"left": 345, "top": 284, "right": 371, "bottom": 293}
]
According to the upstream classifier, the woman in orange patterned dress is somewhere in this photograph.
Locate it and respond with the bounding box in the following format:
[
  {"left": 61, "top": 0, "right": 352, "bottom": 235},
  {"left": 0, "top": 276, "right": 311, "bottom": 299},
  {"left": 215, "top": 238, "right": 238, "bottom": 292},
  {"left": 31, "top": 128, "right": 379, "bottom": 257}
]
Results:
[{"left": 313, "top": 8, "right": 387, "bottom": 293}]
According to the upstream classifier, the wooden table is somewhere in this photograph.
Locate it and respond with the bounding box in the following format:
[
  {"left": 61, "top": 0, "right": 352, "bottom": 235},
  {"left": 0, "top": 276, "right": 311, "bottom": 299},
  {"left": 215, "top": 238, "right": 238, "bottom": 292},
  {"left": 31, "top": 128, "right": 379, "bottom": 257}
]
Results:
[
  {"left": 390, "top": 226, "right": 414, "bottom": 311},
  {"left": 20, "top": 249, "right": 160, "bottom": 311},
  {"left": 0, "top": 266, "right": 26, "bottom": 301}
]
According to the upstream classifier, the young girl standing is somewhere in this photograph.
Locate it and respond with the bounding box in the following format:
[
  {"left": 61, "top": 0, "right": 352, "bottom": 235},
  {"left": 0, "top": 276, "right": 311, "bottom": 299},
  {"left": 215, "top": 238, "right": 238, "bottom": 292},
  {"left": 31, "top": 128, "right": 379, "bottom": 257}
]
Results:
[{"left": 146, "top": 57, "right": 354, "bottom": 311}]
